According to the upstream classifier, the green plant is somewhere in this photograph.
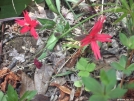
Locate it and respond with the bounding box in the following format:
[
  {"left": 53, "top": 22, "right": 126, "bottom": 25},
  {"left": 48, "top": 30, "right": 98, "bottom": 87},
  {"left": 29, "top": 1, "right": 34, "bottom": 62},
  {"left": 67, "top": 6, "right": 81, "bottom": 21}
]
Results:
[
  {"left": 0, "top": 91, "right": 7, "bottom": 101},
  {"left": 76, "top": 57, "right": 96, "bottom": 77},
  {"left": 111, "top": 55, "right": 134, "bottom": 76},
  {"left": 112, "top": 0, "right": 134, "bottom": 24},
  {"left": 0, "top": 84, "right": 37, "bottom": 101},
  {"left": 82, "top": 69, "right": 127, "bottom": 101},
  {"left": 119, "top": 33, "right": 134, "bottom": 49}
]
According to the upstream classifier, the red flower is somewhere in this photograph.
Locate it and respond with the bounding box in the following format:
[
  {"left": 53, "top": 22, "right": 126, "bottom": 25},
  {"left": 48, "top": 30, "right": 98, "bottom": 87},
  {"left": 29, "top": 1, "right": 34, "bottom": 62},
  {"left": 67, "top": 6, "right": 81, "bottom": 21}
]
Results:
[
  {"left": 34, "top": 58, "right": 42, "bottom": 69},
  {"left": 16, "top": 11, "right": 39, "bottom": 39},
  {"left": 80, "top": 15, "right": 112, "bottom": 60}
]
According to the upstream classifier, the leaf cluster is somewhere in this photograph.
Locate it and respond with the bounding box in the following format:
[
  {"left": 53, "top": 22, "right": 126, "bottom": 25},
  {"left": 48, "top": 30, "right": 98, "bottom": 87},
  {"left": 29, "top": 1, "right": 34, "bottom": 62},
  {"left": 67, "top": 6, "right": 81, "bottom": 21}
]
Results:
[
  {"left": 112, "top": 0, "right": 134, "bottom": 24},
  {"left": 111, "top": 55, "right": 134, "bottom": 76},
  {"left": 82, "top": 69, "right": 127, "bottom": 101},
  {"left": 76, "top": 57, "right": 96, "bottom": 77},
  {"left": 119, "top": 33, "right": 134, "bottom": 49},
  {"left": 0, "top": 84, "right": 36, "bottom": 101}
]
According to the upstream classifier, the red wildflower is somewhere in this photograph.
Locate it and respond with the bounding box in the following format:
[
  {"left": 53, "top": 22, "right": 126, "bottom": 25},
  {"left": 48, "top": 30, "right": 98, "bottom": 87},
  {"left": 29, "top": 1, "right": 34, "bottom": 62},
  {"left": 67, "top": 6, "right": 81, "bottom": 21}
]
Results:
[
  {"left": 80, "top": 15, "right": 112, "bottom": 60},
  {"left": 34, "top": 58, "right": 42, "bottom": 69},
  {"left": 16, "top": 11, "right": 38, "bottom": 39}
]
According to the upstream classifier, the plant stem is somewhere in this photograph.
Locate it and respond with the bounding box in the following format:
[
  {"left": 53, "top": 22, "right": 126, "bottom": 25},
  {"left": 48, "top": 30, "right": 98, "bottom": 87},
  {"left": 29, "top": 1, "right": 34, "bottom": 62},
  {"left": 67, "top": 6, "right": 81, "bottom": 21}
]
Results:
[{"left": 59, "top": 8, "right": 114, "bottom": 38}]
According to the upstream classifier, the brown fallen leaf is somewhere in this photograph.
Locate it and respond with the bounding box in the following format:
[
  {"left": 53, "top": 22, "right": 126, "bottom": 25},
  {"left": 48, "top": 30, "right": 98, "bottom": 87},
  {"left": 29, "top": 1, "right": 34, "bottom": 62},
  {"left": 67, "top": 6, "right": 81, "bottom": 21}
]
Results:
[
  {"left": 65, "top": 49, "right": 81, "bottom": 68},
  {"left": 0, "top": 67, "right": 10, "bottom": 78},
  {"left": 59, "top": 90, "right": 70, "bottom": 101},
  {"left": 51, "top": 83, "right": 80, "bottom": 97},
  {"left": 0, "top": 67, "right": 21, "bottom": 92},
  {"left": 19, "top": 71, "right": 35, "bottom": 97}
]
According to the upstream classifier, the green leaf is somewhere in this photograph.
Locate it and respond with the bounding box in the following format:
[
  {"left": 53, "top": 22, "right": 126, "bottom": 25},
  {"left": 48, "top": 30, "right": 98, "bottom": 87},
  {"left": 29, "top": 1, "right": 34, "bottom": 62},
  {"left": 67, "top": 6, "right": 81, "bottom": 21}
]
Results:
[
  {"left": 129, "top": 36, "right": 134, "bottom": 49},
  {"left": 129, "top": 0, "right": 133, "bottom": 9},
  {"left": 20, "top": 90, "right": 37, "bottom": 101},
  {"left": 46, "top": 33, "right": 58, "bottom": 50},
  {"left": 52, "top": 71, "right": 73, "bottom": 77},
  {"left": 113, "top": 13, "right": 127, "bottom": 24},
  {"left": 119, "top": 33, "right": 129, "bottom": 47},
  {"left": 131, "top": 3, "right": 134, "bottom": 10},
  {"left": 120, "top": 0, "right": 130, "bottom": 10},
  {"left": 38, "top": 33, "right": 58, "bottom": 59},
  {"left": 86, "top": 63, "right": 96, "bottom": 72},
  {"left": 38, "top": 52, "right": 47, "bottom": 60},
  {"left": 56, "top": 0, "right": 61, "bottom": 13},
  {"left": 0, "top": 91, "right": 7, "bottom": 101},
  {"left": 64, "top": 22, "right": 70, "bottom": 33},
  {"left": 100, "top": 70, "right": 109, "bottom": 85},
  {"left": 78, "top": 71, "right": 89, "bottom": 77},
  {"left": 119, "top": 55, "right": 127, "bottom": 67},
  {"left": 112, "top": 7, "right": 127, "bottom": 13},
  {"left": 108, "top": 86, "right": 127, "bottom": 99},
  {"left": 46, "top": 0, "right": 59, "bottom": 14},
  {"left": 0, "top": 0, "right": 31, "bottom": 19},
  {"left": 110, "top": 62, "right": 125, "bottom": 71},
  {"left": 38, "top": 18, "right": 56, "bottom": 29},
  {"left": 126, "top": 63, "right": 134, "bottom": 71},
  {"left": 0, "top": 91, "right": 4, "bottom": 101},
  {"left": 76, "top": 57, "right": 88, "bottom": 70},
  {"left": 74, "top": 80, "right": 83, "bottom": 87},
  {"left": 56, "top": 23, "right": 64, "bottom": 33},
  {"left": 82, "top": 77, "right": 103, "bottom": 94},
  {"left": 123, "top": 69, "right": 132, "bottom": 76},
  {"left": 34, "top": 0, "right": 44, "bottom": 3},
  {"left": 89, "top": 95, "right": 108, "bottom": 101},
  {"left": 6, "top": 84, "right": 18, "bottom": 101},
  {"left": 124, "top": 83, "right": 134, "bottom": 89},
  {"left": 106, "top": 69, "right": 116, "bottom": 92}
]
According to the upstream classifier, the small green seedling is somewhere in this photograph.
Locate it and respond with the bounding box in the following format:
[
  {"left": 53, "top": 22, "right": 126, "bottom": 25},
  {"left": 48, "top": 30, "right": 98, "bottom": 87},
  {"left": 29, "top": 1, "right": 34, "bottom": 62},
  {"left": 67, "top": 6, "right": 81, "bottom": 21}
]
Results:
[{"left": 76, "top": 57, "right": 96, "bottom": 77}]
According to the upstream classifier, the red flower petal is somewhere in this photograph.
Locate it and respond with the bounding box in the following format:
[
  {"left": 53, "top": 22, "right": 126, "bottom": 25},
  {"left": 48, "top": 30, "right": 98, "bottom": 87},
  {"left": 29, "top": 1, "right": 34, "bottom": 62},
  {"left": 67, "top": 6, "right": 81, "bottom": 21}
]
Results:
[
  {"left": 80, "top": 15, "right": 112, "bottom": 60},
  {"left": 81, "top": 36, "right": 92, "bottom": 46},
  {"left": 30, "top": 27, "right": 38, "bottom": 39},
  {"left": 91, "top": 41, "right": 101, "bottom": 60},
  {"left": 30, "top": 20, "right": 38, "bottom": 28},
  {"left": 34, "top": 58, "right": 42, "bottom": 69},
  {"left": 20, "top": 26, "right": 30, "bottom": 33},
  {"left": 95, "top": 34, "right": 112, "bottom": 42},
  {"left": 23, "top": 11, "right": 31, "bottom": 23},
  {"left": 16, "top": 10, "right": 39, "bottom": 39},
  {"left": 90, "top": 15, "right": 106, "bottom": 36},
  {"left": 16, "top": 19, "right": 26, "bottom": 26}
]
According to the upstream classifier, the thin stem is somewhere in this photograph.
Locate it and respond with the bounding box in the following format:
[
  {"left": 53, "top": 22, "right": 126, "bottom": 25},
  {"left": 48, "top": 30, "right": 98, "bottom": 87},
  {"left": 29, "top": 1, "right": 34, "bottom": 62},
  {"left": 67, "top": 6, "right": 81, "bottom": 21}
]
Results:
[{"left": 35, "top": 8, "right": 114, "bottom": 62}]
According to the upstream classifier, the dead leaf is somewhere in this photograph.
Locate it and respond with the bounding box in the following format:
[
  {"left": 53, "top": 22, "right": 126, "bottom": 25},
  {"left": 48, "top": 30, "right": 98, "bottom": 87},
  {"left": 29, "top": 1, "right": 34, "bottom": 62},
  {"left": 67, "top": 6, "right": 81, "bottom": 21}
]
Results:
[
  {"left": 0, "top": 67, "right": 9, "bottom": 78},
  {"left": 59, "top": 86, "right": 71, "bottom": 95},
  {"left": 34, "top": 64, "right": 54, "bottom": 94},
  {"left": 51, "top": 83, "right": 80, "bottom": 97},
  {"left": 59, "top": 90, "right": 70, "bottom": 101},
  {"left": 19, "top": 72, "right": 35, "bottom": 97},
  {"left": 0, "top": 67, "right": 21, "bottom": 92},
  {"left": 66, "top": 49, "right": 81, "bottom": 68}
]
